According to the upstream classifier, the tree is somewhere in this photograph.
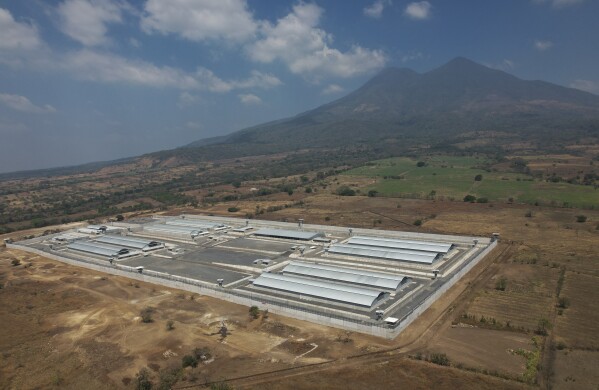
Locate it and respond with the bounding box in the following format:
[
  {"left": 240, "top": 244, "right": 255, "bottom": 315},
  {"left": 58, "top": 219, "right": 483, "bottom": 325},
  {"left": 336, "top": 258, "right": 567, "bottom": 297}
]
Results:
[
  {"left": 416, "top": 161, "right": 426, "bottom": 167},
  {"left": 305, "top": 187, "right": 313, "bottom": 193},
  {"left": 463, "top": 194, "right": 477, "bottom": 202},
  {"left": 166, "top": 320, "right": 175, "bottom": 331},
  {"left": 576, "top": 215, "right": 587, "bottom": 223},
  {"left": 136, "top": 368, "right": 153, "bottom": 390},
  {"left": 474, "top": 174, "right": 483, "bottom": 181},
  {"left": 536, "top": 318, "right": 551, "bottom": 335},
  {"left": 367, "top": 190, "right": 378, "bottom": 197},
  {"left": 557, "top": 297, "right": 570, "bottom": 309},
  {"left": 227, "top": 207, "right": 239, "bottom": 212},
  {"left": 116, "top": 214, "right": 124, "bottom": 221},
  {"left": 249, "top": 305, "right": 260, "bottom": 319},
  {"left": 336, "top": 186, "right": 355, "bottom": 196},
  {"left": 413, "top": 219, "right": 422, "bottom": 226},
  {"left": 182, "top": 354, "right": 198, "bottom": 368}
]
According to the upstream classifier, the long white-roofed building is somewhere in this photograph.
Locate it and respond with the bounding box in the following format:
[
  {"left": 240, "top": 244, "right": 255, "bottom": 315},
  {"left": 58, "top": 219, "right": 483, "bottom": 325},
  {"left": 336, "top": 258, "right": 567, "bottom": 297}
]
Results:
[
  {"left": 282, "top": 261, "right": 409, "bottom": 290},
  {"left": 252, "top": 272, "right": 386, "bottom": 308}
]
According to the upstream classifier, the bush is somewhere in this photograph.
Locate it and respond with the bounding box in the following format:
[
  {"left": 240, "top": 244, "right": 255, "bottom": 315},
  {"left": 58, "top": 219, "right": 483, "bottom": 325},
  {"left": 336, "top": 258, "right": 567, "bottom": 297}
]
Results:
[
  {"left": 182, "top": 354, "right": 198, "bottom": 368},
  {"left": 463, "top": 194, "right": 477, "bottom": 202},
  {"left": 305, "top": 187, "right": 312, "bottom": 193},
  {"left": 476, "top": 197, "right": 488, "bottom": 203},
  {"left": 474, "top": 174, "right": 483, "bottom": 181},
  {"left": 227, "top": 207, "right": 239, "bottom": 212},
  {"left": 557, "top": 297, "right": 570, "bottom": 309},
  {"left": 11, "top": 258, "right": 21, "bottom": 266},
  {"left": 336, "top": 186, "right": 356, "bottom": 196},
  {"left": 416, "top": 161, "right": 426, "bottom": 167},
  {"left": 249, "top": 305, "right": 260, "bottom": 319},
  {"left": 413, "top": 219, "right": 422, "bottom": 226},
  {"left": 166, "top": 320, "right": 175, "bottom": 331},
  {"left": 136, "top": 368, "right": 153, "bottom": 390},
  {"left": 536, "top": 318, "right": 551, "bottom": 335},
  {"left": 140, "top": 307, "right": 154, "bottom": 323},
  {"left": 576, "top": 215, "right": 587, "bottom": 223},
  {"left": 367, "top": 190, "right": 378, "bottom": 197},
  {"left": 428, "top": 353, "right": 450, "bottom": 366},
  {"left": 495, "top": 276, "right": 507, "bottom": 291}
]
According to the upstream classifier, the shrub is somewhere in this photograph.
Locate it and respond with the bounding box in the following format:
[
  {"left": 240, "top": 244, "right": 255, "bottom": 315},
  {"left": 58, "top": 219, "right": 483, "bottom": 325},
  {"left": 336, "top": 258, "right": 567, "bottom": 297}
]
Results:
[
  {"left": 336, "top": 186, "right": 356, "bottom": 196},
  {"left": 305, "top": 187, "right": 312, "bottom": 193},
  {"left": 463, "top": 194, "right": 477, "bottom": 202},
  {"left": 429, "top": 353, "right": 450, "bottom": 366},
  {"left": 367, "top": 190, "right": 378, "bottom": 197},
  {"left": 136, "top": 368, "right": 153, "bottom": 390},
  {"left": 495, "top": 276, "right": 507, "bottom": 291},
  {"left": 474, "top": 174, "right": 483, "bottom": 181},
  {"left": 116, "top": 214, "right": 124, "bottom": 221},
  {"left": 416, "top": 161, "right": 426, "bottom": 167},
  {"left": 249, "top": 305, "right": 260, "bottom": 319},
  {"left": 166, "top": 320, "right": 175, "bottom": 331},
  {"left": 181, "top": 354, "right": 198, "bottom": 368},
  {"left": 536, "top": 318, "right": 551, "bottom": 335},
  {"left": 557, "top": 297, "right": 570, "bottom": 309},
  {"left": 227, "top": 207, "right": 239, "bottom": 212},
  {"left": 11, "top": 259, "right": 21, "bottom": 266},
  {"left": 576, "top": 215, "right": 587, "bottom": 223},
  {"left": 413, "top": 219, "right": 422, "bottom": 226},
  {"left": 476, "top": 197, "right": 488, "bottom": 203},
  {"left": 140, "top": 307, "right": 154, "bottom": 323}
]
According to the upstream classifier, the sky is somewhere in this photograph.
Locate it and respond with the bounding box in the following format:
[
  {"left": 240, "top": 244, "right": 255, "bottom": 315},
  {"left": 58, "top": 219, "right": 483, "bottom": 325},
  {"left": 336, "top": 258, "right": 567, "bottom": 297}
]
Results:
[{"left": 1, "top": 0, "right": 598, "bottom": 173}]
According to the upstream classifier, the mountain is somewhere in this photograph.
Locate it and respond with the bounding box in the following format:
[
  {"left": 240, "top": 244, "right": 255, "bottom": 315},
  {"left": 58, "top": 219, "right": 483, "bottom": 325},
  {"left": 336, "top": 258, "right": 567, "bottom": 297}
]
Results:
[{"left": 187, "top": 57, "right": 599, "bottom": 151}]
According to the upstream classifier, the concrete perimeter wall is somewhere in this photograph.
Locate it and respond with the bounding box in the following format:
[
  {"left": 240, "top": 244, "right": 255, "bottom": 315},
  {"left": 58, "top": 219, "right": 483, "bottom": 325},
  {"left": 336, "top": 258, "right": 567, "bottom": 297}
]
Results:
[{"left": 8, "top": 239, "right": 496, "bottom": 339}]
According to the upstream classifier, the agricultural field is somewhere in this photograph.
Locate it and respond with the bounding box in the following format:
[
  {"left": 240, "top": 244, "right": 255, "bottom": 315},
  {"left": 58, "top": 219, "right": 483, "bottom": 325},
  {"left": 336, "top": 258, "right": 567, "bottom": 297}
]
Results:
[
  {"left": 554, "top": 272, "right": 599, "bottom": 349},
  {"left": 343, "top": 155, "right": 599, "bottom": 208}
]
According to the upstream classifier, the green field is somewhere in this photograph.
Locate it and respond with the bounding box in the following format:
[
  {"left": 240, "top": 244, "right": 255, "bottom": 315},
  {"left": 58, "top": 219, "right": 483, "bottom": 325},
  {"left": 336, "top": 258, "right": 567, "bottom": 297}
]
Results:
[{"left": 344, "top": 156, "right": 598, "bottom": 208}]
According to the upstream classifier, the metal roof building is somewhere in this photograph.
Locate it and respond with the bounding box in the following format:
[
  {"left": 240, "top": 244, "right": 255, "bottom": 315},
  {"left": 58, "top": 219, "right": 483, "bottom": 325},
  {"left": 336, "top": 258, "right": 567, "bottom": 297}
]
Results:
[
  {"left": 144, "top": 224, "right": 206, "bottom": 238},
  {"left": 252, "top": 272, "right": 385, "bottom": 307},
  {"left": 328, "top": 244, "right": 440, "bottom": 264},
  {"left": 348, "top": 236, "right": 453, "bottom": 253},
  {"left": 165, "top": 219, "right": 228, "bottom": 230},
  {"left": 253, "top": 228, "right": 324, "bottom": 241},
  {"left": 283, "top": 261, "right": 408, "bottom": 290},
  {"left": 95, "top": 235, "right": 164, "bottom": 251},
  {"left": 68, "top": 241, "right": 138, "bottom": 259}
]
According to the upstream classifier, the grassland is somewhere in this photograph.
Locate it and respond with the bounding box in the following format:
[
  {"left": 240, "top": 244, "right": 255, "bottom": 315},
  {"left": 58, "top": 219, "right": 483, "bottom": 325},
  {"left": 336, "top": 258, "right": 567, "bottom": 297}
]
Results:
[{"left": 344, "top": 155, "right": 599, "bottom": 208}]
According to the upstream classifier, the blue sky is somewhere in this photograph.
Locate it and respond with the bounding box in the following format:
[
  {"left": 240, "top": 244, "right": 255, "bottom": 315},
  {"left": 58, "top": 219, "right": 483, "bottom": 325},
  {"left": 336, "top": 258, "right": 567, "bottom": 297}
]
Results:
[{"left": 0, "top": 0, "right": 598, "bottom": 173}]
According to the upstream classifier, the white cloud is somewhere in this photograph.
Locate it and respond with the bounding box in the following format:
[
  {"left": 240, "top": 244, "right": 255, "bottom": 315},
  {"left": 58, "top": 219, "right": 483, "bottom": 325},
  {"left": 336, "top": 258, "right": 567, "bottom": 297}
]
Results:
[
  {"left": 141, "top": 0, "right": 257, "bottom": 43},
  {"left": 63, "top": 50, "right": 281, "bottom": 92},
  {"left": 322, "top": 84, "right": 344, "bottom": 95},
  {"left": 238, "top": 93, "right": 262, "bottom": 105},
  {"left": 247, "top": 3, "right": 386, "bottom": 79},
  {"left": 178, "top": 92, "right": 199, "bottom": 108},
  {"left": 129, "top": 37, "right": 141, "bottom": 48},
  {"left": 0, "top": 8, "right": 41, "bottom": 50},
  {"left": 57, "top": 0, "right": 126, "bottom": 46},
  {"left": 401, "top": 51, "right": 423, "bottom": 62},
  {"left": 534, "top": 40, "right": 553, "bottom": 51},
  {"left": 533, "top": 0, "right": 585, "bottom": 8},
  {"left": 486, "top": 59, "right": 515, "bottom": 71},
  {"left": 0, "top": 93, "right": 56, "bottom": 114},
  {"left": 364, "top": 1, "right": 389, "bottom": 19},
  {"left": 404, "top": 1, "right": 432, "bottom": 20},
  {"left": 570, "top": 79, "right": 599, "bottom": 94},
  {"left": 185, "top": 121, "right": 202, "bottom": 129}
]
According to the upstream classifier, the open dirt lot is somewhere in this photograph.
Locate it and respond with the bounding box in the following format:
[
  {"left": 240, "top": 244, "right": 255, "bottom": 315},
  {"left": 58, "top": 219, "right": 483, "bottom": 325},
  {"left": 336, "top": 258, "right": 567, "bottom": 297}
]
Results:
[{"left": 2, "top": 195, "right": 598, "bottom": 389}]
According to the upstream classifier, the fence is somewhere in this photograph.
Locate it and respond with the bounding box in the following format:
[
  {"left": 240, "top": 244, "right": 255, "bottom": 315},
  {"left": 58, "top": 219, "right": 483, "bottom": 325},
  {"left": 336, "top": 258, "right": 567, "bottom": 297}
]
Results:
[{"left": 8, "top": 239, "right": 496, "bottom": 339}]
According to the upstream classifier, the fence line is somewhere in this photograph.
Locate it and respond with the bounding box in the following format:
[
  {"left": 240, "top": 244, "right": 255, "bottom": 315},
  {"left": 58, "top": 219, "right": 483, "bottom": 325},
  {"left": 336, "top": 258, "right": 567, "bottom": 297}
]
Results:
[{"left": 8, "top": 239, "right": 496, "bottom": 339}]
